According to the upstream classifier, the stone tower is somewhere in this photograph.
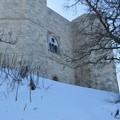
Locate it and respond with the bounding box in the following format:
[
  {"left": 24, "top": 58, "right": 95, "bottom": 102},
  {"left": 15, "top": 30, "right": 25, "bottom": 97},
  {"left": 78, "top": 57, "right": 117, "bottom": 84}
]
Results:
[
  {"left": 72, "top": 15, "right": 119, "bottom": 92},
  {"left": 0, "top": 0, "right": 75, "bottom": 84},
  {"left": 0, "top": 0, "right": 119, "bottom": 92},
  {"left": 0, "top": 0, "right": 47, "bottom": 54}
]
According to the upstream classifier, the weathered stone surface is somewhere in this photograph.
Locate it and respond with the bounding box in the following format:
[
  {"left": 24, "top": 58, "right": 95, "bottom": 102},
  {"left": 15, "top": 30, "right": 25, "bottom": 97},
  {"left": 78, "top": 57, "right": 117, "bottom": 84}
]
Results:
[
  {"left": 72, "top": 15, "right": 119, "bottom": 92},
  {"left": 0, "top": 0, "right": 118, "bottom": 92}
]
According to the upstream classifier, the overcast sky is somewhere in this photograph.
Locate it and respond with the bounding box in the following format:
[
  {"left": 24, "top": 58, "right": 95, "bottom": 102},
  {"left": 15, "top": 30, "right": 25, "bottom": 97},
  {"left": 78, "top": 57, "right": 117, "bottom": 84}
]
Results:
[{"left": 47, "top": 0, "right": 86, "bottom": 21}]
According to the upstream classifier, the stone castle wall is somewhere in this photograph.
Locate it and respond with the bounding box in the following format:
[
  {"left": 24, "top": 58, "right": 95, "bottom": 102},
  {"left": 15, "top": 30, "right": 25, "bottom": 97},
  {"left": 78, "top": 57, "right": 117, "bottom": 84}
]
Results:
[
  {"left": 72, "top": 15, "right": 119, "bottom": 92},
  {"left": 0, "top": 0, "right": 75, "bottom": 85},
  {"left": 0, "top": 0, "right": 118, "bottom": 92}
]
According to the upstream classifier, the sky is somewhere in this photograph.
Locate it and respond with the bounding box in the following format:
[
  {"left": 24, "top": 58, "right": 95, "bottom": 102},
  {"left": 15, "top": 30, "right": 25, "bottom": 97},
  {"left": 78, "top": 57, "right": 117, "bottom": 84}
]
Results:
[{"left": 47, "top": 0, "right": 86, "bottom": 21}]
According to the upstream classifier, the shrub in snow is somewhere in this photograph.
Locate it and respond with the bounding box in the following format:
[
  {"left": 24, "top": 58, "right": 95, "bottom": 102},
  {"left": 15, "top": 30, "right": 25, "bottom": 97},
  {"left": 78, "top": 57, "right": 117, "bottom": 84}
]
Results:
[{"left": 0, "top": 53, "right": 46, "bottom": 102}]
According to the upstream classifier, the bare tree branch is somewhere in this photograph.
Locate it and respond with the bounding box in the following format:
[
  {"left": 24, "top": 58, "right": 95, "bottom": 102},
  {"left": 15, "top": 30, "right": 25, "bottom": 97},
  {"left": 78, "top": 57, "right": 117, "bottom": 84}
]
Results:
[{"left": 64, "top": 0, "right": 120, "bottom": 66}]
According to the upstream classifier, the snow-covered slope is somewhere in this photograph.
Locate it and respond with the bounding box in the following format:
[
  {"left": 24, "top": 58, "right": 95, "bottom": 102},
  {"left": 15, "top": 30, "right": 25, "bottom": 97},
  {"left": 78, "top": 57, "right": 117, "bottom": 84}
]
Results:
[{"left": 0, "top": 74, "right": 119, "bottom": 120}]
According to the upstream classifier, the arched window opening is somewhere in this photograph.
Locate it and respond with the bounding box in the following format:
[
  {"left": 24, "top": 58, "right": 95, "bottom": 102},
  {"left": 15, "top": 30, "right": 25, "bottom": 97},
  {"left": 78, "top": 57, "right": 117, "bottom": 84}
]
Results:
[
  {"left": 52, "top": 76, "right": 59, "bottom": 81},
  {"left": 48, "top": 35, "right": 59, "bottom": 54}
]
